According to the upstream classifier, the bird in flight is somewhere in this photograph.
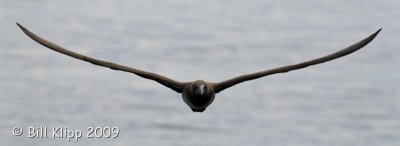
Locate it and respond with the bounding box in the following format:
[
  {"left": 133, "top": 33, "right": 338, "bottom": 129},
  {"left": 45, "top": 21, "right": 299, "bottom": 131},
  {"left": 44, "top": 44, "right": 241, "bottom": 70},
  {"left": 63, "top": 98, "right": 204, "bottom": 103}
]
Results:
[{"left": 17, "top": 23, "right": 381, "bottom": 112}]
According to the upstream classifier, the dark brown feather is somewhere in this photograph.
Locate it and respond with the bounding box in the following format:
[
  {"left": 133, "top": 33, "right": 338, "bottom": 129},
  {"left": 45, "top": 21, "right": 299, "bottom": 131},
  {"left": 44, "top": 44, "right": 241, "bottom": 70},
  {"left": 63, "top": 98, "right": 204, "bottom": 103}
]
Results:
[
  {"left": 17, "top": 23, "right": 185, "bottom": 93},
  {"left": 213, "top": 29, "right": 381, "bottom": 93}
]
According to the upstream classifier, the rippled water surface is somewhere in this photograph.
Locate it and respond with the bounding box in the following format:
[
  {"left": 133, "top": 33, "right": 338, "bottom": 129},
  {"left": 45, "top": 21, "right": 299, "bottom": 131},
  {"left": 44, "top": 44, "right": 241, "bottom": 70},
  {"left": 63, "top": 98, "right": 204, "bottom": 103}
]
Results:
[{"left": 1, "top": 1, "right": 399, "bottom": 145}]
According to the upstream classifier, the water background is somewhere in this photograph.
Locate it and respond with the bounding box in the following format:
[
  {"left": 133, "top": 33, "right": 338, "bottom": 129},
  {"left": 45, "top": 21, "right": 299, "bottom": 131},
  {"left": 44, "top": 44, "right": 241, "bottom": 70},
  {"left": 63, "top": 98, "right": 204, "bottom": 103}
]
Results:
[{"left": 1, "top": 1, "right": 399, "bottom": 145}]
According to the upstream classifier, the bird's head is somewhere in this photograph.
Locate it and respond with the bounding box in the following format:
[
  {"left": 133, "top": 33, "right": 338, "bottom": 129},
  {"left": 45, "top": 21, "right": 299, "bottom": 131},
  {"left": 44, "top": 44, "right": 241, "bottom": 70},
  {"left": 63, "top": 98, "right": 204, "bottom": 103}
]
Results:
[{"left": 192, "top": 80, "right": 208, "bottom": 96}]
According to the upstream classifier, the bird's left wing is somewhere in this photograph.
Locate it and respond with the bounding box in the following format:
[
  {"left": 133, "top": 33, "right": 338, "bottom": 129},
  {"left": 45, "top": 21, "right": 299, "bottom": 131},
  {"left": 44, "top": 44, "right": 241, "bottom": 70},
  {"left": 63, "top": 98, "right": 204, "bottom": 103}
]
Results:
[{"left": 213, "top": 29, "right": 381, "bottom": 93}]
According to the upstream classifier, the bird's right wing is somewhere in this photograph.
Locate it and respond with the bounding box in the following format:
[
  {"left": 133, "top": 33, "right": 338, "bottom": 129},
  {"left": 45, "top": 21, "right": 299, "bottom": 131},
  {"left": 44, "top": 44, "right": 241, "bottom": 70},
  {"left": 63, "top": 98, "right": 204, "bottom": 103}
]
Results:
[
  {"left": 213, "top": 29, "right": 382, "bottom": 93},
  {"left": 17, "top": 23, "right": 185, "bottom": 93}
]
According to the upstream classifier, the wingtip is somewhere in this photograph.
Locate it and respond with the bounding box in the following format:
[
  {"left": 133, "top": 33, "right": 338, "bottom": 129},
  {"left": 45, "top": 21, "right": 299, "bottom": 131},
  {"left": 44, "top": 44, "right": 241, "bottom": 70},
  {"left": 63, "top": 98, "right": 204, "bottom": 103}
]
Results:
[
  {"left": 372, "top": 28, "right": 382, "bottom": 36},
  {"left": 16, "top": 22, "right": 25, "bottom": 30},
  {"left": 367, "top": 28, "right": 382, "bottom": 40},
  {"left": 16, "top": 22, "right": 31, "bottom": 35},
  {"left": 375, "top": 28, "right": 382, "bottom": 35}
]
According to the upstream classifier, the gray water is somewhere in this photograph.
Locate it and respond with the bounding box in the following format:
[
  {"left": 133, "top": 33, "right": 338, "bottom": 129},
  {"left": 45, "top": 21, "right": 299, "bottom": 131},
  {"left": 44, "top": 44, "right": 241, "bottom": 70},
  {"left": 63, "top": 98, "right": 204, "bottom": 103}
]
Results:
[{"left": 1, "top": 1, "right": 399, "bottom": 145}]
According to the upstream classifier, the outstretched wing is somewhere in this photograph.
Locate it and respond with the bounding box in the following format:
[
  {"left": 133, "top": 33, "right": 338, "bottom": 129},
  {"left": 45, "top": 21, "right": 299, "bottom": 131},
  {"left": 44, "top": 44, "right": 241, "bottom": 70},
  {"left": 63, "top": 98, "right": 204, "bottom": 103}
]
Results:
[
  {"left": 17, "top": 23, "right": 185, "bottom": 93},
  {"left": 213, "top": 29, "right": 381, "bottom": 93}
]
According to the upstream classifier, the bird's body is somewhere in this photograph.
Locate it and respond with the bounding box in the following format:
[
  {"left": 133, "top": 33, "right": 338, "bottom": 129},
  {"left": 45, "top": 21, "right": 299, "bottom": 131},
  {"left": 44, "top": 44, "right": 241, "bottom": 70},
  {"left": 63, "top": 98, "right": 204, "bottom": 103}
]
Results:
[
  {"left": 17, "top": 23, "right": 381, "bottom": 112},
  {"left": 182, "top": 80, "right": 215, "bottom": 112}
]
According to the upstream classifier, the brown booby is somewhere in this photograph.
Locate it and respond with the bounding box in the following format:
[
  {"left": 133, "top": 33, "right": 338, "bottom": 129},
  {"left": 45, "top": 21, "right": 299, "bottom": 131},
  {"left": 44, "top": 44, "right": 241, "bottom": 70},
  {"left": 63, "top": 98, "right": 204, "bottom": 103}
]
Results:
[{"left": 17, "top": 23, "right": 381, "bottom": 112}]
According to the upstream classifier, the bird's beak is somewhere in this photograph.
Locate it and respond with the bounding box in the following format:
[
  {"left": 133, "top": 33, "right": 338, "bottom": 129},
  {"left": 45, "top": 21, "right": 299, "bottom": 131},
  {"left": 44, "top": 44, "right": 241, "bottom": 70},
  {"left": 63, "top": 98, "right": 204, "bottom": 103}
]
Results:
[{"left": 195, "top": 85, "right": 205, "bottom": 95}]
